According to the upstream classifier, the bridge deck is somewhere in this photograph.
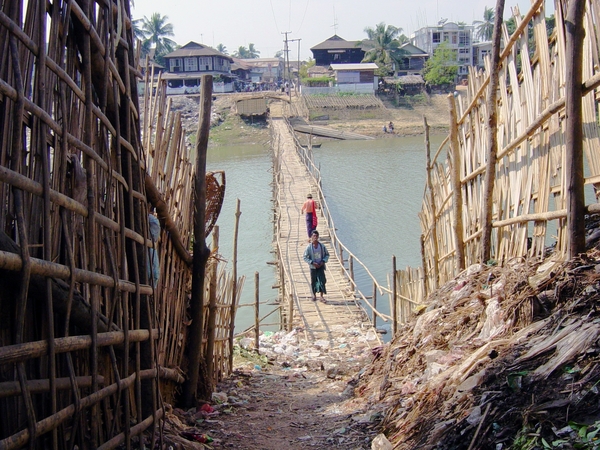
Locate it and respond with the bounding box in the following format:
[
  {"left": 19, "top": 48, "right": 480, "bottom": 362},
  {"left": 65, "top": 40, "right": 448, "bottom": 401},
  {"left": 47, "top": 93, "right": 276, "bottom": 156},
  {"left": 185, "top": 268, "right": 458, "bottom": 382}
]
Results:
[{"left": 270, "top": 108, "right": 377, "bottom": 345}]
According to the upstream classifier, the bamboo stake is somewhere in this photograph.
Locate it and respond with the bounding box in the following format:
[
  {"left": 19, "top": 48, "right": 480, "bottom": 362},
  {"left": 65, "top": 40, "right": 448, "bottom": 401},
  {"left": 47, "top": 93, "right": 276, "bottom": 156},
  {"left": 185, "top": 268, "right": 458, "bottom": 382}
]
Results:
[
  {"left": 183, "top": 75, "right": 213, "bottom": 406},
  {"left": 392, "top": 256, "right": 397, "bottom": 336},
  {"left": 254, "top": 272, "right": 260, "bottom": 353},
  {"left": 206, "top": 227, "right": 219, "bottom": 391},
  {"left": 229, "top": 199, "right": 241, "bottom": 370},
  {"left": 424, "top": 116, "right": 438, "bottom": 291},
  {"left": 565, "top": 0, "right": 586, "bottom": 258},
  {"left": 448, "top": 94, "right": 465, "bottom": 272}
]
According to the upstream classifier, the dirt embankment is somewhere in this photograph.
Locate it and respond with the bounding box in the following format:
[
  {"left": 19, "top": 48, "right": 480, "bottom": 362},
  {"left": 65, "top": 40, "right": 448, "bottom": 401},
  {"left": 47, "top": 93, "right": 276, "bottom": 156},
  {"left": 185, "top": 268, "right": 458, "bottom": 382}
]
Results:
[{"left": 167, "top": 93, "right": 453, "bottom": 147}]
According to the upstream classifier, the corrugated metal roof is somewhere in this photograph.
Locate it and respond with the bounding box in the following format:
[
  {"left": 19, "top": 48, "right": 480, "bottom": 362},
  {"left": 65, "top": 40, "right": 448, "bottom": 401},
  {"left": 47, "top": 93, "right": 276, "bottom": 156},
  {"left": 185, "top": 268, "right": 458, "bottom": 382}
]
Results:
[
  {"left": 310, "top": 35, "right": 362, "bottom": 50},
  {"left": 164, "top": 41, "right": 232, "bottom": 61},
  {"left": 330, "top": 63, "right": 378, "bottom": 71}
]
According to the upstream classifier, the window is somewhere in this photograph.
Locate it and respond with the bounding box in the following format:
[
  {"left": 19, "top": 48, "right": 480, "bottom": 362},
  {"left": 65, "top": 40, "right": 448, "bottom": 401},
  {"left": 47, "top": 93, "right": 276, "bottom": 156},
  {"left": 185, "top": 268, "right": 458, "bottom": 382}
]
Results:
[
  {"left": 459, "top": 32, "right": 470, "bottom": 46},
  {"left": 432, "top": 32, "right": 441, "bottom": 43},
  {"left": 199, "top": 57, "right": 212, "bottom": 71},
  {"left": 184, "top": 57, "right": 198, "bottom": 71},
  {"left": 170, "top": 58, "right": 182, "bottom": 72},
  {"left": 451, "top": 33, "right": 457, "bottom": 44},
  {"left": 459, "top": 48, "right": 470, "bottom": 54}
]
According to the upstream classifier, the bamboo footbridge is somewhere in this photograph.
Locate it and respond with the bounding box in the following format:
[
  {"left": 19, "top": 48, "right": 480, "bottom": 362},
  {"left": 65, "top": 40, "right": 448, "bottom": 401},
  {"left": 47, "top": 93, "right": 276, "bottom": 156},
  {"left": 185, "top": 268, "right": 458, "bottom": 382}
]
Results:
[{"left": 269, "top": 103, "right": 383, "bottom": 346}]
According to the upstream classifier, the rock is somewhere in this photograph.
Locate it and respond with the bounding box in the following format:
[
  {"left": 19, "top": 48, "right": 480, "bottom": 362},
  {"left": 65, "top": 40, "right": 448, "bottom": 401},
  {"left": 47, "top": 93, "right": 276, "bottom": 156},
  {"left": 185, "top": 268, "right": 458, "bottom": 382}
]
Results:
[{"left": 371, "top": 433, "right": 393, "bottom": 450}]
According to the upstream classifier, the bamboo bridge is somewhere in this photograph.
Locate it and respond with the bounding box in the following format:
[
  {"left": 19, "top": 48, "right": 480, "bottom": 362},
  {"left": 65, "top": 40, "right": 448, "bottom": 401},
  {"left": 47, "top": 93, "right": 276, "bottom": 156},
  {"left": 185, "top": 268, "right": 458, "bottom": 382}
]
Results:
[{"left": 269, "top": 102, "right": 384, "bottom": 345}]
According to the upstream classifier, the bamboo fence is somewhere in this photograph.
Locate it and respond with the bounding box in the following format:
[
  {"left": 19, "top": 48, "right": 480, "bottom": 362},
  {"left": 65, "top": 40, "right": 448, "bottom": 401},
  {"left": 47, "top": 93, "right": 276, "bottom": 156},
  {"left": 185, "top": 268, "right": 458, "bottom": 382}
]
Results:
[
  {"left": 0, "top": 0, "right": 241, "bottom": 447},
  {"left": 406, "top": 0, "right": 600, "bottom": 310}
]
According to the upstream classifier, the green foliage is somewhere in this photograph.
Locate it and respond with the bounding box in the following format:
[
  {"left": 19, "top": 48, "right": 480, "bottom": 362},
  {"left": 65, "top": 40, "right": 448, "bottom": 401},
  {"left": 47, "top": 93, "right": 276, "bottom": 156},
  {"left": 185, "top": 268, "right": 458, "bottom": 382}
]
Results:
[
  {"left": 302, "top": 76, "right": 333, "bottom": 87},
  {"left": 234, "top": 44, "right": 260, "bottom": 59},
  {"left": 422, "top": 41, "right": 458, "bottom": 87},
  {"left": 138, "top": 12, "right": 176, "bottom": 64},
  {"left": 360, "top": 22, "right": 407, "bottom": 76},
  {"left": 299, "top": 59, "right": 315, "bottom": 79},
  {"left": 511, "top": 421, "right": 600, "bottom": 450},
  {"left": 216, "top": 43, "right": 228, "bottom": 55},
  {"left": 474, "top": 6, "right": 495, "bottom": 41}
]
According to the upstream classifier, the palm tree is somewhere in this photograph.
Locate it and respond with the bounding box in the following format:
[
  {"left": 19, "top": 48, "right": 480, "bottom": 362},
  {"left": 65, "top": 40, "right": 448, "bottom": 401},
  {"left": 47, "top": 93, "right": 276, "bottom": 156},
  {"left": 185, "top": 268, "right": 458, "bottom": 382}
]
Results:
[
  {"left": 233, "top": 46, "right": 250, "bottom": 58},
  {"left": 360, "top": 23, "right": 406, "bottom": 76},
  {"left": 247, "top": 43, "right": 260, "bottom": 58},
  {"left": 474, "top": 7, "right": 495, "bottom": 41},
  {"left": 216, "top": 43, "right": 228, "bottom": 55},
  {"left": 140, "top": 13, "right": 176, "bottom": 56}
]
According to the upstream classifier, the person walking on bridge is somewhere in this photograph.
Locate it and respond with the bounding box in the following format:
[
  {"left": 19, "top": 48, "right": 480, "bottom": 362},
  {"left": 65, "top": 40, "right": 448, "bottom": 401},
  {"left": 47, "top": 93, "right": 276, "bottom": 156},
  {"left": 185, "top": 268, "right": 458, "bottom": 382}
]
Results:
[
  {"left": 301, "top": 193, "right": 318, "bottom": 238},
  {"left": 303, "top": 230, "right": 329, "bottom": 301}
]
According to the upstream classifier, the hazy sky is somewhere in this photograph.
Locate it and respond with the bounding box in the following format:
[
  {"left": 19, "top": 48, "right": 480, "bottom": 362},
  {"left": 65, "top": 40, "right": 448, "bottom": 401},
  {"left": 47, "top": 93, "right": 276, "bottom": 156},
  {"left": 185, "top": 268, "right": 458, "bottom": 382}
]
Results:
[{"left": 131, "top": 0, "right": 555, "bottom": 60}]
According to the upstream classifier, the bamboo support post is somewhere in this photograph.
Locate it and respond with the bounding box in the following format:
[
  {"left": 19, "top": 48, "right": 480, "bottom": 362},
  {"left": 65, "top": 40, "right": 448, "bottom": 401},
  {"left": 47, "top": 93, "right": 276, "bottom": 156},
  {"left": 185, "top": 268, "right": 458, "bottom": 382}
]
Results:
[
  {"left": 424, "top": 116, "right": 438, "bottom": 292},
  {"left": 254, "top": 272, "right": 260, "bottom": 353},
  {"left": 448, "top": 94, "right": 465, "bottom": 272},
  {"left": 229, "top": 199, "right": 241, "bottom": 370},
  {"left": 392, "top": 256, "right": 397, "bottom": 336},
  {"left": 206, "top": 227, "right": 219, "bottom": 390},
  {"left": 372, "top": 282, "right": 377, "bottom": 330},
  {"left": 287, "top": 293, "right": 294, "bottom": 332}
]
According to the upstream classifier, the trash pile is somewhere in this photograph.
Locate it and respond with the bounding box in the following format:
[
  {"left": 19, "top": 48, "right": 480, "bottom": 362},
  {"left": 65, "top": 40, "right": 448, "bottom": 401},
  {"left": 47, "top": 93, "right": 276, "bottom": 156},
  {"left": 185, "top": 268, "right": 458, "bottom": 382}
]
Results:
[{"left": 352, "top": 250, "right": 600, "bottom": 449}]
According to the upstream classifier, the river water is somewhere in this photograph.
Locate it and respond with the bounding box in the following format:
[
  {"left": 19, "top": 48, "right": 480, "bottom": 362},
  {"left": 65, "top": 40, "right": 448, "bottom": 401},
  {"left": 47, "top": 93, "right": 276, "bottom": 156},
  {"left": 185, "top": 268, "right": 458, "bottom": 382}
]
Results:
[{"left": 207, "top": 134, "right": 446, "bottom": 335}]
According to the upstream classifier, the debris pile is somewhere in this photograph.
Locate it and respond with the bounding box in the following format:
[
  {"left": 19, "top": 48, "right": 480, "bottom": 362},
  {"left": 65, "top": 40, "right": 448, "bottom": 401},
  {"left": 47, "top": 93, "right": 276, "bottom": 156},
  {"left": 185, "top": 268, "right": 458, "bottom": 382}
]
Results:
[{"left": 353, "top": 250, "right": 600, "bottom": 449}]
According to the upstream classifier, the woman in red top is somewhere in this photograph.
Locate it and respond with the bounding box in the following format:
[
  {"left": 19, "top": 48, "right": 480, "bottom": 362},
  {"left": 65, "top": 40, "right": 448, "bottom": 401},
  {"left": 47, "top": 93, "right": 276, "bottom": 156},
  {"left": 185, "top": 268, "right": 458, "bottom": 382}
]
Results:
[{"left": 301, "top": 193, "right": 318, "bottom": 238}]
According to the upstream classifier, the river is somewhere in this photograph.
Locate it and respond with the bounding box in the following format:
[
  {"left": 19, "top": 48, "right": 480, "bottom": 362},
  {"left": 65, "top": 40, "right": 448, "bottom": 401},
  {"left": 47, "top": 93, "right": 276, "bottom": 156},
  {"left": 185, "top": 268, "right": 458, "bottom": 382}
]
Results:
[{"left": 207, "top": 133, "right": 446, "bottom": 335}]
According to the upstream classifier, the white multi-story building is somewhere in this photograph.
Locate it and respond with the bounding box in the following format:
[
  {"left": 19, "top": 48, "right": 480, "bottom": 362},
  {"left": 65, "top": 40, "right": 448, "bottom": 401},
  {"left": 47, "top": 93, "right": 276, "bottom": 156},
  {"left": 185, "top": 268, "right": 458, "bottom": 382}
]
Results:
[{"left": 411, "top": 21, "right": 475, "bottom": 80}]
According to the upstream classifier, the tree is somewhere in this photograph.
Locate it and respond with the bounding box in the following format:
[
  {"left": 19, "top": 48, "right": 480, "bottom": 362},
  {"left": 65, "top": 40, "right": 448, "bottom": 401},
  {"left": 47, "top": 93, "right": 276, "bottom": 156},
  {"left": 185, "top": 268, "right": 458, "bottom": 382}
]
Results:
[
  {"left": 299, "top": 58, "right": 315, "bottom": 79},
  {"left": 233, "top": 46, "right": 250, "bottom": 58},
  {"left": 274, "top": 50, "right": 283, "bottom": 58},
  {"left": 247, "top": 43, "right": 260, "bottom": 58},
  {"left": 422, "top": 41, "right": 458, "bottom": 87},
  {"left": 360, "top": 23, "right": 406, "bottom": 76},
  {"left": 138, "top": 13, "right": 176, "bottom": 65},
  {"left": 216, "top": 43, "right": 228, "bottom": 55},
  {"left": 474, "top": 6, "right": 495, "bottom": 41}
]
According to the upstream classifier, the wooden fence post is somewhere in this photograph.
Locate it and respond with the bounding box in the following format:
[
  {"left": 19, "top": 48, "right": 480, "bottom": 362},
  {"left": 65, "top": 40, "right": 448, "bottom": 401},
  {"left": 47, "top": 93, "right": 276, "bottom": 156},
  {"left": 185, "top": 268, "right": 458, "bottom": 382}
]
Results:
[
  {"left": 206, "top": 227, "right": 219, "bottom": 390},
  {"left": 228, "top": 199, "right": 241, "bottom": 371},
  {"left": 392, "top": 256, "right": 397, "bottom": 335},
  {"left": 254, "top": 272, "right": 260, "bottom": 353},
  {"left": 424, "top": 116, "right": 438, "bottom": 293},
  {"left": 565, "top": 0, "right": 586, "bottom": 258},
  {"left": 288, "top": 293, "right": 294, "bottom": 332},
  {"left": 372, "top": 282, "right": 377, "bottom": 330},
  {"left": 183, "top": 75, "right": 213, "bottom": 406},
  {"left": 481, "top": 0, "right": 505, "bottom": 264},
  {"left": 448, "top": 95, "right": 465, "bottom": 272}
]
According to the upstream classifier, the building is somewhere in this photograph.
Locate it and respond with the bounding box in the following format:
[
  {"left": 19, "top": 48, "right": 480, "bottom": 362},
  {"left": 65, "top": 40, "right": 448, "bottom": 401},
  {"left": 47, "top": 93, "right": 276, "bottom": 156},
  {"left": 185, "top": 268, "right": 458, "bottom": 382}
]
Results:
[
  {"left": 396, "top": 43, "right": 429, "bottom": 76},
  {"left": 162, "top": 41, "right": 235, "bottom": 94},
  {"left": 310, "top": 35, "right": 365, "bottom": 66},
  {"left": 411, "top": 22, "right": 475, "bottom": 80},
  {"left": 329, "top": 63, "right": 378, "bottom": 93},
  {"left": 472, "top": 41, "right": 492, "bottom": 71},
  {"left": 238, "top": 58, "right": 284, "bottom": 83}
]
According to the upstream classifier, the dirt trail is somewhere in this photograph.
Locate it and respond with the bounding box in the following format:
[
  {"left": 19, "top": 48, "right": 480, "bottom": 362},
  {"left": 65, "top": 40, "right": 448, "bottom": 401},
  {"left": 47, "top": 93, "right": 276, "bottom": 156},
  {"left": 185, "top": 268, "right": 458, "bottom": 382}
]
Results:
[{"left": 163, "top": 332, "right": 384, "bottom": 449}]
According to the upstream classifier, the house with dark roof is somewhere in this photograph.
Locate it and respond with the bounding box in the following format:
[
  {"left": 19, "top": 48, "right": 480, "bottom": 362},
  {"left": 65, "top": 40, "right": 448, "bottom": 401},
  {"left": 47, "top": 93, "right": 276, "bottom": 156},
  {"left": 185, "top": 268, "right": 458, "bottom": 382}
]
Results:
[
  {"left": 310, "top": 35, "right": 365, "bottom": 66},
  {"left": 162, "top": 41, "right": 235, "bottom": 94}
]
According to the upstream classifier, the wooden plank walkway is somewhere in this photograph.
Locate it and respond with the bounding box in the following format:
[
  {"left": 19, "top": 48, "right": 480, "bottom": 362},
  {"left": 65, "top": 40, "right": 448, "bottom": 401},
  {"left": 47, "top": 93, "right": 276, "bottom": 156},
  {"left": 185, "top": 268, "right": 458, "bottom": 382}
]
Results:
[{"left": 270, "top": 107, "right": 379, "bottom": 346}]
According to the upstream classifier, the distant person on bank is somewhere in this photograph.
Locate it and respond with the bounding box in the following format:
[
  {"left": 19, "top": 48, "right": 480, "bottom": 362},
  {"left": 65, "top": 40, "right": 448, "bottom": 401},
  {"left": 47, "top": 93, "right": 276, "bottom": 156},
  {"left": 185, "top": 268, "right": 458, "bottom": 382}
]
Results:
[
  {"left": 301, "top": 193, "right": 318, "bottom": 237},
  {"left": 303, "top": 230, "right": 329, "bottom": 301}
]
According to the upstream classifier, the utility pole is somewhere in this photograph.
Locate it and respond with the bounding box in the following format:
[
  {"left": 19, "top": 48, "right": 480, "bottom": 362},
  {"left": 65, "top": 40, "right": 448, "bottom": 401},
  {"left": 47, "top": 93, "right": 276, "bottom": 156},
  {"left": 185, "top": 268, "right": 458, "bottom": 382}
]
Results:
[
  {"left": 282, "top": 31, "right": 291, "bottom": 102},
  {"left": 288, "top": 38, "right": 301, "bottom": 96}
]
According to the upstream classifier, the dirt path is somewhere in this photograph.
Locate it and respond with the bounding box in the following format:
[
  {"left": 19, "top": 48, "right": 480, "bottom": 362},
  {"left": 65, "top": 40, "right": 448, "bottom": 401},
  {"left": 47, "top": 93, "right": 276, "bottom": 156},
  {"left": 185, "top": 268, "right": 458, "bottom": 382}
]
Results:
[{"left": 163, "top": 334, "right": 384, "bottom": 449}]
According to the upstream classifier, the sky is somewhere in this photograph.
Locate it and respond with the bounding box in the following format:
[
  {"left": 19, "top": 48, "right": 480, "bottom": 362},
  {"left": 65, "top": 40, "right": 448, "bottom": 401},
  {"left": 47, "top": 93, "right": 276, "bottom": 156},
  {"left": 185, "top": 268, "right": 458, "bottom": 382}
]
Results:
[{"left": 131, "top": 0, "right": 555, "bottom": 61}]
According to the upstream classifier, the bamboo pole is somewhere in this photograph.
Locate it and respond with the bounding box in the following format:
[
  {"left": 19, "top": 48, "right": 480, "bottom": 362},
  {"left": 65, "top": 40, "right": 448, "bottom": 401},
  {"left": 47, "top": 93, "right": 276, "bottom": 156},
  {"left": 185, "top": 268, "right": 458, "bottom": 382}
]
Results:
[
  {"left": 254, "top": 272, "right": 260, "bottom": 353},
  {"left": 287, "top": 293, "right": 294, "bottom": 332},
  {"left": 448, "top": 94, "right": 465, "bottom": 272},
  {"left": 228, "top": 199, "right": 241, "bottom": 370},
  {"left": 372, "top": 282, "right": 377, "bottom": 330},
  {"left": 183, "top": 75, "right": 213, "bottom": 406},
  {"left": 206, "top": 227, "right": 219, "bottom": 391},
  {"left": 424, "top": 116, "right": 438, "bottom": 292},
  {"left": 392, "top": 256, "right": 397, "bottom": 336},
  {"left": 480, "top": 0, "right": 505, "bottom": 263},
  {"left": 565, "top": 0, "right": 586, "bottom": 258}
]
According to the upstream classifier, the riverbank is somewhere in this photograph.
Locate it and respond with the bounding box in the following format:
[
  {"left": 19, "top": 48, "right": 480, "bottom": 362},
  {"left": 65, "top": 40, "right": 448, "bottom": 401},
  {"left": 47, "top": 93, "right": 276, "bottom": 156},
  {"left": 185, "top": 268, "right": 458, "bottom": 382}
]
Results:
[{"left": 167, "top": 92, "right": 452, "bottom": 147}]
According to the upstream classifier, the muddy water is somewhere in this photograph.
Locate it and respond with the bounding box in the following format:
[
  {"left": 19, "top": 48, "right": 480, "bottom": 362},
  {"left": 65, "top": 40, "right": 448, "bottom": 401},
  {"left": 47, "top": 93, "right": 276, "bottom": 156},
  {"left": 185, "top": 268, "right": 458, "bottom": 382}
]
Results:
[{"left": 207, "top": 134, "right": 446, "bottom": 336}]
